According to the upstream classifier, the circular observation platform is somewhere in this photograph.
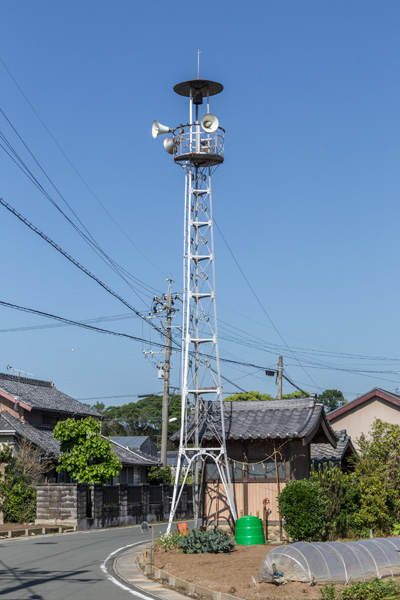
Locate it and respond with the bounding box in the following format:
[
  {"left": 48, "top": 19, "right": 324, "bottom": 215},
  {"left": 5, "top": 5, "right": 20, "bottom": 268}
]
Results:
[{"left": 174, "top": 152, "right": 224, "bottom": 167}]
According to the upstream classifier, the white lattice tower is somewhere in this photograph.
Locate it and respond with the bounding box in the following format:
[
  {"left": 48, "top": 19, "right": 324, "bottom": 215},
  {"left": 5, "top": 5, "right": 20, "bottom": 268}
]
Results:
[{"left": 152, "top": 78, "right": 237, "bottom": 533}]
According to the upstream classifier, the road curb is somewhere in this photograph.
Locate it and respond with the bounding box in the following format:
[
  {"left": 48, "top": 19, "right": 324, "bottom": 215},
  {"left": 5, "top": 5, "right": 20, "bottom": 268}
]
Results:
[{"left": 114, "top": 545, "right": 245, "bottom": 600}]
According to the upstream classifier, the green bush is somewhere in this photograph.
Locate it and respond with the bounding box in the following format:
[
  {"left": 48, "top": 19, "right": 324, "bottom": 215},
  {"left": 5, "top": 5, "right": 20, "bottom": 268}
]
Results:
[
  {"left": 320, "top": 583, "right": 337, "bottom": 600},
  {"left": 178, "top": 527, "right": 234, "bottom": 554},
  {"left": 0, "top": 480, "right": 37, "bottom": 523},
  {"left": 340, "top": 578, "right": 400, "bottom": 600},
  {"left": 147, "top": 466, "right": 173, "bottom": 484},
  {"left": 0, "top": 445, "right": 37, "bottom": 523},
  {"left": 278, "top": 479, "right": 326, "bottom": 541}
]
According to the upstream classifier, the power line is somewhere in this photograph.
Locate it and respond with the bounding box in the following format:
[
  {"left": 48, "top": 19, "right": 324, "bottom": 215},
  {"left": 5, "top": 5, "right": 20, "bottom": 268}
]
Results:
[
  {"left": 0, "top": 300, "right": 167, "bottom": 348},
  {"left": 0, "top": 112, "right": 160, "bottom": 302},
  {"left": 0, "top": 197, "right": 172, "bottom": 342},
  {"left": 0, "top": 312, "right": 142, "bottom": 334},
  {"left": 214, "top": 219, "right": 321, "bottom": 390},
  {"left": 0, "top": 57, "right": 165, "bottom": 277}
]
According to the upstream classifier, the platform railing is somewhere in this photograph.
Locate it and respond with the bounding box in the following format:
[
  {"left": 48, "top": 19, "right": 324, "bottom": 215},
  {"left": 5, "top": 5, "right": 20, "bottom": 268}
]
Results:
[{"left": 173, "top": 125, "right": 224, "bottom": 161}]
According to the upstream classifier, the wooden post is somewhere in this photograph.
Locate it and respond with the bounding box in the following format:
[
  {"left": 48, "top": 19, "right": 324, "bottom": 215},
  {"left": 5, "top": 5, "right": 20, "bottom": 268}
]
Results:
[{"left": 274, "top": 441, "right": 283, "bottom": 540}]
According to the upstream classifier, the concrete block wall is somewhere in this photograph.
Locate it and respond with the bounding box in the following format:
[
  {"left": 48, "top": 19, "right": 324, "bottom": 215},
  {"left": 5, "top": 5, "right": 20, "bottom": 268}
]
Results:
[
  {"left": 36, "top": 483, "right": 194, "bottom": 530},
  {"left": 36, "top": 483, "right": 79, "bottom": 525}
]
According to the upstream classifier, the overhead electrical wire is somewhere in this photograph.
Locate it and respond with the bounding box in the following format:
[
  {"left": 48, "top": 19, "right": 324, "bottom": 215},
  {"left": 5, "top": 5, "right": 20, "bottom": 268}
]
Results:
[
  {"left": 0, "top": 312, "right": 143, "bottom": 333},
  {"left": 0, "top": 57, "right": 165, "bottom": 277},
  {"left": 0, "top": 198, "right": 395, "bottom": 391},
  {"left": 0, "top": 112, "right": 160, "bottom": 303},
  {"left": 0, "top": 300, "right": 167, "bottom": 348},
  {"left": 3, "top": 61, "right": 393, "bottom": 394},
  {"left": 0, "top": 297, "right": 247, "bottom": 393},
  {"left": 214, "top": 218, "right": 321, "bottom": 391},
  {"left": 0, "top": 197, "right": 171, "bottom": 342}
]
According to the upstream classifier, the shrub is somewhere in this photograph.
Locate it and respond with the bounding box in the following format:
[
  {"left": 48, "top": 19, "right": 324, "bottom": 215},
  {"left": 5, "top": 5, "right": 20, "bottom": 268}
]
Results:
[
  {"left": 340, "top": 578, "right": 400, "bottom": 600},
  {"left": 147, "top": 466, "right": 173, "bottom": 484},
  {"left": 320, "top": 583, "right": 337, "bottom": 600},
  {"left": 311, "top": 462, "right": 347, "bottom": 538},
  {"left": 278, "top": 479, "right": 326, "bottom": 541},
  {"left": 178, "top": 527, "right": 234, "bottom": 554},
  {"left": 0, "top": 480, "right": 37, "bottom": 522},
  {"left": 0, "top": 443, "right": 38, "bottom": 523}
]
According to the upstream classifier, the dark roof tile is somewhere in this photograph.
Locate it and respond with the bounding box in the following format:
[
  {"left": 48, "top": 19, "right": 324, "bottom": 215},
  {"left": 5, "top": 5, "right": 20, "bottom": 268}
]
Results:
[
  {"left": 0, "top": 410, "right": 159, "bottom": 467},
  {"left": 311, "top": 430, "right": 355, "bottom": 466},
  {"left": 0, "top": 373, "right": 100, "bottom": 417},
  {"left": 172, "top": 398, "right": 338, "bottom": 446}
]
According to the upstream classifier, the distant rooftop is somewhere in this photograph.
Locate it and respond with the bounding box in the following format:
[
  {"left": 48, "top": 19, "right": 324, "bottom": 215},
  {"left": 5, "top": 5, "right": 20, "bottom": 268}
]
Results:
[
  {"left": 110, "top": 436, "right": 149, "bottom": 448},
  {"left": 0, "top": 372, "right": 100, "bottom": 418},
  {"left": 0, "top": 409, "right": 159, "bottom": 466}
]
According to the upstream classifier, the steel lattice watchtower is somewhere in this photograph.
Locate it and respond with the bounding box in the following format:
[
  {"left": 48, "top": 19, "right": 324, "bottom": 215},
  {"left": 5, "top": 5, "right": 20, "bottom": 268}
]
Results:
[{"left": 152, "top": 78, "right": 237, "bottom": 533}]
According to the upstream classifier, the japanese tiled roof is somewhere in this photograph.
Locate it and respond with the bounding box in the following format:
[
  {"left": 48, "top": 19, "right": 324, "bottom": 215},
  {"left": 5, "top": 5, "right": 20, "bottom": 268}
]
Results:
[
  {"left": 0, "top": 410, "right": 159, "bottom": 466},
  {"left": 0, "top": 410, "right": 60, "bottom": 458},
  {"left": 0, "top": 373, "right": 100, "bottom": 418},
  {"left": 311, "top": 429, "right": 355, "bottom": 466},
  {"left": 171, "top": 398, "right": 338, "bottom": 447}
]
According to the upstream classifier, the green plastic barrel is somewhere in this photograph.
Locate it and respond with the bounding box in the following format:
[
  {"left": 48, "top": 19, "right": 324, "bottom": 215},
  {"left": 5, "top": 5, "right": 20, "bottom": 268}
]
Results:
[{"left": 235, "top": 515, "right": 265, "bottom": 545}]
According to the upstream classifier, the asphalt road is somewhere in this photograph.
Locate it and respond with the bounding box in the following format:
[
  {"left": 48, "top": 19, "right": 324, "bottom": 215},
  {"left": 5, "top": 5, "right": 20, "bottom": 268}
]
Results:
[{"left": 0, "top": 522, "right": 170, "bottom": 600}]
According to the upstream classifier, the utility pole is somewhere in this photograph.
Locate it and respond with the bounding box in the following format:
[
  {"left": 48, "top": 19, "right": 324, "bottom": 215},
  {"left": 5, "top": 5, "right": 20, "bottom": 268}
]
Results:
[
  {"left": 152, "top": 279, "right": 175, "bottom": 468},
  {"left": 277, "top": 356, "right": 283, "bottom": 400}
]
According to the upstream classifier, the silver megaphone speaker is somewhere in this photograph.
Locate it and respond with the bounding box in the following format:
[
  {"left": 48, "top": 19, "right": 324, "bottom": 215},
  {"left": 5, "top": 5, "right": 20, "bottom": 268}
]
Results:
[
  {"left": 163, "top": 137, "right": 177, "bottom": 155},
  {"left": 152, "top": 120, "right": 171, "bottom": 138},
  {"left": 200, "top": 113, "right": 219, "bottom": 133}
]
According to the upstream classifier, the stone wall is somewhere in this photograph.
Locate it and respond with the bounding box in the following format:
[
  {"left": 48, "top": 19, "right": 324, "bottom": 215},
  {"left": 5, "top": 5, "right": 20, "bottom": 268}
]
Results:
[{"left": 36, "top": 483, "right": 193, "bottom": 530}]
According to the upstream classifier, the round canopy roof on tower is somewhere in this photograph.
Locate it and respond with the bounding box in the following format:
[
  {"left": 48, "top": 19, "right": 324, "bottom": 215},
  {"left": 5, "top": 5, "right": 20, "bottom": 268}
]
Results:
[{"left": 173, "top": 79, "right": 223, "bottom": 97}]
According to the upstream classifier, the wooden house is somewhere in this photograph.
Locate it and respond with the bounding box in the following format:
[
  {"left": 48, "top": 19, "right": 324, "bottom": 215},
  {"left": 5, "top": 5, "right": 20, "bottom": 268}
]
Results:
[
  {"left": 0, "top": 372, "right": 158, "bottom": 482},
  {"left": 175, "top": 397, "right": 339, "bottom": 529}
]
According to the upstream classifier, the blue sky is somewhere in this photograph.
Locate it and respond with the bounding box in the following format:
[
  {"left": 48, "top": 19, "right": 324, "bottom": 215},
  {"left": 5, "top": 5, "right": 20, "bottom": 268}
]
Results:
[{"left": 1, "top": 1, "right": 399, "bottom": 405}]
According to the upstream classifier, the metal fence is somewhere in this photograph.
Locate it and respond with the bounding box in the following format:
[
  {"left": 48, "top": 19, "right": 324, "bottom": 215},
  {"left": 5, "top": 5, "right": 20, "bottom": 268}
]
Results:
[
  {"left": 149, "top": 485, "right": 163, "bottom": 504},
  {"left": 103, "top": 486, "right": 119, "bottom": 505},
  {"left": 127, "top": 485, "right": 142, "bottom": 504}
]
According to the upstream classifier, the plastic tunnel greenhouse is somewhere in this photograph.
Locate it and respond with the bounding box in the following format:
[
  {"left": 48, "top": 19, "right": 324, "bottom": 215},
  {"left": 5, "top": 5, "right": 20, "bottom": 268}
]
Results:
[{"left": 259, "top": 538, "right": 400, "bottom": 585}]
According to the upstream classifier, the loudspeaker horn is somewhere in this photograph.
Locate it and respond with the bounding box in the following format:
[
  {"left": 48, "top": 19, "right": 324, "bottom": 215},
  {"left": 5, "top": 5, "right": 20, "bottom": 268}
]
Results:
[
  {"left": 200, "top": 113, "right": 219, "bottom": 133},
  {"left": 163, "top": 137, "right": 177, "bottom": 155},
  {"left": 152, "top": 120, "right": 171, "bottom": 138}
]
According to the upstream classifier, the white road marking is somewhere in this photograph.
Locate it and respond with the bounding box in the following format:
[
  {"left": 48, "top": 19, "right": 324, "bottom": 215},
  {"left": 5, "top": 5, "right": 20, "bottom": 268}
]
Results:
[{"left": 101, "top": 541, "right": 155, "bottom": 600}]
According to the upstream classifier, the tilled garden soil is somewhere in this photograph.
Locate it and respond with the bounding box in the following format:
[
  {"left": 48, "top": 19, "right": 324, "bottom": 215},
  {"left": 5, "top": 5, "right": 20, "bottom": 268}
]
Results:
[{"left": 153, "top": 544, "right": 338, "bottom": 600}]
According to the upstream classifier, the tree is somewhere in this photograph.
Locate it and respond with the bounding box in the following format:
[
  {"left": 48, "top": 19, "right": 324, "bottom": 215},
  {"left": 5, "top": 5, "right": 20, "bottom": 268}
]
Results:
[
  {"left": 350, "top": 419, "right": 400, "bottom": 535},
  {"left": 318, "top": 389, "right": 347, "bottom": 413},
  {"left": 224, "top": 390, "right": 308, "bottom": 402},
  {"left": 0, "top": 441, "right": 51, "bottom": 523},
  {"left": 15, "top": 437, "right": 53, "bottom": 484},
  {"left": 53, "top": 417, "right": 122, "bottom": 484},
  {"left": 224, "top": 391, "right": 275, "bottom": 402},
  {"left": 93, "top": 394, "right": 182, "bottom": 446}
]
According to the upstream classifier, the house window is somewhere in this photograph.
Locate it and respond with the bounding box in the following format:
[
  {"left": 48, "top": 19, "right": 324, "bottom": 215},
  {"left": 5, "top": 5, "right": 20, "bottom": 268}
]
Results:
[
  {"left": 206, "top": 461, "right": 243, "bottom": 481},
  {"left": 247, "top": 458, "right": 285, "bottom": 480},
  {"left": 207, "top": 458, "right": 285, "bottom": 481}
]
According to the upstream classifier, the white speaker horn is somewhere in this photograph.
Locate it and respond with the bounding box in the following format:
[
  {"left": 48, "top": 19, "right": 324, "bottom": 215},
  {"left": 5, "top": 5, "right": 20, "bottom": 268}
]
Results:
[
  {"left": 163, "top": 137, "right": 177, "bottom": 155},
  {"left": 152, "top": 120, "right": 171, "bottom": 138},
  {"left": 200, "top": 113, "right": 219, "bottom": 133}
]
